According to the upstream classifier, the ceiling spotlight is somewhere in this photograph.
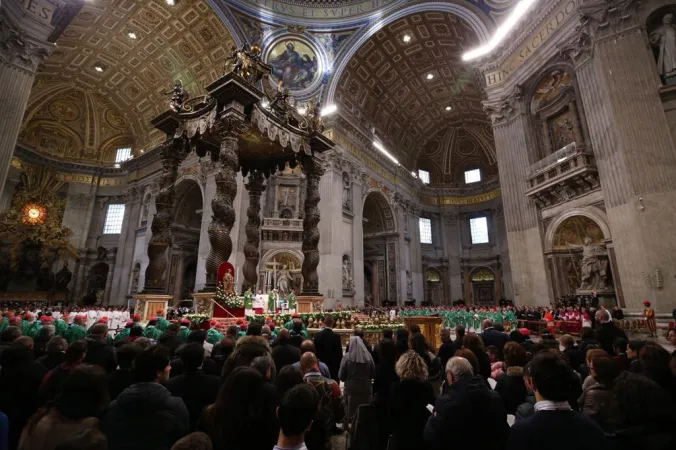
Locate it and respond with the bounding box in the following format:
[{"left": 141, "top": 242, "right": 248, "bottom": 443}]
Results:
[
  {"left": 411, "top": 171, "right": 417, "bottom": 178},
  {"left": 403, "top": 35, "right": 411, "bottom": 43},
  {"left": 426, "top": 73, "right": 434, "bottom": 80},
  {"left": 166, "top": 0, "right": 176, "bottom": 5},
  {"left": 445, "top": 106, "right": 452, "bottom": 111},
  {"left": 94, "top": 65, "right": 104, "bottom": 72},
  {"left": 127, "top": 32, "right": 137, "bottom": 39},
  {"left": 320, "top": 104, "right": 337, "bottom": 116}
]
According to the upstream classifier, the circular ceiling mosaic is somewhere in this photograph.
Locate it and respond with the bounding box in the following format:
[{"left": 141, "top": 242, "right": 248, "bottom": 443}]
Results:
[{"left": 264, "top": 37, "right": 324, "bottom": 96}]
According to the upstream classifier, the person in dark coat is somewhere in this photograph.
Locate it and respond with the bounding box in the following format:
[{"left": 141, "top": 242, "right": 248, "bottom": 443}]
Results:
[
  {"left": 166, "top": 343, "right": 220, "bottom": 430},
  {"left": 389, "top": 351, "right": 435, "bottom": 450},
  {"left": 462, "top": 333, "right": 491, "bottom": 381},
  {"left": 436, "top": 328, "right": 458, "bottom": 370},
  {"left": 559, "top": 334, "right": 585, "bottom": 370},
  {"left": 394, "top": 328, "right": 410, "bottom": 359},
  {"left": 220, "top": 335, "right": 271, "bottom": 381},
  {"left": 197, "top": 367, "right": 278, "bottom": 450},
  {"left": 577, "top": 327, "right": 600, "bottom": 355},
  {"left": 313, "top": 315, "right": 343, "bottom": 381},
  {"left": 157, "top": 324, "right": 183, "bottom": 359},
  {"left": 171, "top": 332, "right": 220, "bottom": 378},
  {"left": 84, "top": 324, "right": 117, "bottom": 374},
  {"left": 608, "top": 372, "right": 676, "bottom": 450},
  {"left": 36, "top": 336, "right": 67, "bottom": 371},
  {"left": 578, "top": 354, "right": 620, "bottom": 431},
  {"left": 271, "top": 329, "right": 301, "bottom": 371},
  {"left": 0, "top": 338, "right": 47, "bottom": 449},
  {"left": 210, "top": 337, "right": 235, "bottom": 375},
  {"left": 480, "top": 319, "right": 510, "bottom": 352},
  {"left": 372, "top": 338, "right": 398, "bottom": 450},
  {"left": 107, "top": 343, "right": 142, "bottom": 401},
  {"left": 594, "top": 310, "right": 626, "bottom": 356},
  {"left": 101, "top": 345, "right": 189, "bottom": 450},
  {"left": 424, "top": 356, "right": 508, "bottom": 450},
  {"left": 40, "top": 340, "right": 88, "bottom": 403},
  {"left": 494, "top": 342, "right": 528, "bottom": 414},
  {"left": 506, "top": 351, "right": 607, "bottom": 450}
]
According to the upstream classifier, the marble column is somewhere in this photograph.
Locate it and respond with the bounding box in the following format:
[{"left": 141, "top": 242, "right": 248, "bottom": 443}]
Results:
[
  {"left": 109, "top": 185, "right": 142, "bottom": 304},
  {"left": 564, "top": 2, "right": 676, "bottom": 310},
  {"left": 443, "top": 211, "right": 463, "bottom": 302},
  {"left": 0, "top": 16, "right": 51, "bottom": 201},
  {"left": 242, "top": 171, "right": 266, "bottom": 291},
  {"left": 300, "top": 156, "right": 324, "bottom": 296},
  {"left": 351, "top": 168, "right": 366, "bottom": 307},
  {"left": 205, "top": 133, "right": 239, "bottom": 289},
  {"left": 484, "top": 90, "right": 551, "bottom": 306},
  {"left": 409, "top": 206, "right": 424, "bottom": 303},
  {"left": 103, "top": 252, "right": 116, "bottom": 305}
]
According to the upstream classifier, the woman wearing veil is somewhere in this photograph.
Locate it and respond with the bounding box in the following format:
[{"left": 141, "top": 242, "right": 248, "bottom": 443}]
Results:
[{"left": 339, "top": 335, "right": 375, "bottom": 427}]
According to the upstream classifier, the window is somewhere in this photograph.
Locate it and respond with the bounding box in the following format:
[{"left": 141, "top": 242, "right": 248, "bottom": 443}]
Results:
[
  {"left": 418, "top": 169, "right": 430, "bottom": 184},
  {"left": 464, "top": 168, "right": 481, "bottom": 184},
  {"left": 115, "top": 147, "right": 132, "bottom": 163},
  {"left": 419, "top": 218, "right": 432, "bottom": 244},
  {"left": 103, "top": 204, "right": 125, "bottom": 234},
  {"left": 469, "top": 217, "right": 489, "bottom": 244}
]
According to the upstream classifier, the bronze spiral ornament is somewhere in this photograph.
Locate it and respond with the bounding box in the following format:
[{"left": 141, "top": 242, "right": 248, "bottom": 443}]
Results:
[
  {"left": 301, "top": 160, "right": 324, "bottom": 294},
  {"left": 205, "top": 135, "right": 239, "bottom": 288},
  {"left": 242, "top": 171, "right": 265, "bottom": 291}
]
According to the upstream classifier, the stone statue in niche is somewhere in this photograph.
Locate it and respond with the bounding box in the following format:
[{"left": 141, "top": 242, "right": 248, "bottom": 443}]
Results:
[
  {"left": 342, "top": 173, "right": 351, "bottom": 211},
  {"left": 406, "top": 270, "right": 413, "bottom": 297},
  {"left": 54, "top": 262, "right": 72, "bottom": 290},
  {"left": 140, "top": 196, "right": 150, "bottom": 225},
  {"left": 568, "top": 237, "right": 608, "bottom": 291},
  {"left": 277, "top": 264, "right": 292, "bottom": 298},
  {"left": 650, "top": 13, "right": 676, "bottom": 80},
  {"left": 130, "top": 264, "right": 140, "bottom": 294},
  {"left": 342, "top": 255, "right": 354, "bottom": 291}
]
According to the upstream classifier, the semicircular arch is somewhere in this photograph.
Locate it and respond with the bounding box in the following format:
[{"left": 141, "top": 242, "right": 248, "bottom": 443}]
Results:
[
  {"left": 544, "top": 206, "right": 612, "bottom": 253},
  {"left": 363, "top": 190, "right": 397, "bottom": 234}
]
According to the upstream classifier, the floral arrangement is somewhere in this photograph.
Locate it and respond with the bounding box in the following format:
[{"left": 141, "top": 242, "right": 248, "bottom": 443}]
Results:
[
  {"left": 183, "top": 314, "right": 210, "bottom": 328},
  {"left": 362, "top": 322, "right": 404, "bottom": 332},
  {"left": 215, "top": 281, "right": 243, "bottom": 308},
  {"left": 246, "top": 310, "right": 359, "bottom": 327}
]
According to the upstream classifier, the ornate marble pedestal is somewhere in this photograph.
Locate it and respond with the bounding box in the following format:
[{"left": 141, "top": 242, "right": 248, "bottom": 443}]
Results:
[
  {"left": 134, "top": 294, "right": 172, "bottom": 321},
  {"left": 192, "top": 292, "right": 215, "bottom": 316}
]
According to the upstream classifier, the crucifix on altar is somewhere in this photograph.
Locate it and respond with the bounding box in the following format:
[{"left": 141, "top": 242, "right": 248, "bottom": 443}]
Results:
[{"left": 137, "top": 43, "right": 333, "bottom": 316}]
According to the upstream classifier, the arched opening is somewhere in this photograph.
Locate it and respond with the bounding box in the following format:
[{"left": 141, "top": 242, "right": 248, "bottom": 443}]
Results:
[
  {"left": 546, "top": 212, "right": 618, "bottom": 305},
  {"left": 425, "top": 267, "right": 443, "bottom": 305},
  {"left": 169, "top": 180, "right": 202, "bottom": 300},
  {"left": 262, "top": 250, "right": 303, "bottom": 299},
  {"left": 470, "top": 267, "right": 496, "bottom": 306},
  {"left": 362, "top": 191, "right": 397, "bottom": 305}
]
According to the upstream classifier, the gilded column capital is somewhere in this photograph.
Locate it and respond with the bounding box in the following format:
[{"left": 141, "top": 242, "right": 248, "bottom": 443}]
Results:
[
  {"left": 0, "top": 19, "right": 52, "bottom": 74},
  {"left": 482, "top": 85, "right": 525, "bottom": 127}
]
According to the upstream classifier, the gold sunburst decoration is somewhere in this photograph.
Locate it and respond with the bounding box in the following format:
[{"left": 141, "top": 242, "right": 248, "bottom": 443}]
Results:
[{"left": 22, "top": 203, "right": 47, "bottom": 225}]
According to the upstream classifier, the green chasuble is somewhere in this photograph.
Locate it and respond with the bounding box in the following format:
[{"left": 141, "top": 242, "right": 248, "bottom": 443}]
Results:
[
  {"left": 20, "top": 320, "right": 33, "bottom": 337},
  {"left": 244, "top": 291, "right": 253, "bottom": 309},
  {"left": 0, "top": 317, "right": 8, "bottom": 334},
  {"left": 156, "top": 317, "right": 170, "bottom": 332},
  {"left": 268, "top": 292, "right": 275, "bottom": 311},
  {"left": 114, "top": 328, "right": 130, "bottom": 343},
  {"left": 144, "top": 325, "right": 162, "bottom": 341},
  {"left": 178, "top": 326, "right": 191, "bottom": 342},
  {"left": 55, "top": 319, "right": 68, "bottom": 337},
  {"left": 26, "top": 322, "right": 41, "bottom": 338},
  {"left": 66, "top": 325, "right": 87, "bottom": 343},
  {"left": 287, "top": 293, "right": 296, "bottom": 310},
  {"left": 207, "top": 328, "right": 224, "bottom": 345}
]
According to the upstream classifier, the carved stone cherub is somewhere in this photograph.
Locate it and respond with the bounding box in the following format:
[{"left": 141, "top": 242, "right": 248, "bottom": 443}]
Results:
[{"left": 164, "top": 80, "right": 186, "bottom": 113}]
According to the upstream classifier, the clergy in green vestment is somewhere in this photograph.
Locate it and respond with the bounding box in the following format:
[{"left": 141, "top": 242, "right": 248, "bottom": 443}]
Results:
[
  {"left": 243, "top": 289, "right": 253, "bottom": 310},
  {"left": 114, "top": 321, "right": 134, "bottom": 343},
  {"left": 143, "top": 318, "right": 163, "bottom": 341},
  {"left": 65, "top": 315, "right": 88, "bottom": 343},
  {"left": 267, "top": 291, "right": 276, "bottom": 312},
  {"left": 206, "top": 323, "right": 224, "bottom": 345},
  {"left": 287, "top": 290, "right": 296, "bottom": 311},
  {"left": 0, "top": 315, "right": 8, "bottom": 334},
  {"left": 156, "top": 316, "right": 170, "bottom": 332},
  {"left": 178, "top": 318, "right": 192, "bottom": 342}
]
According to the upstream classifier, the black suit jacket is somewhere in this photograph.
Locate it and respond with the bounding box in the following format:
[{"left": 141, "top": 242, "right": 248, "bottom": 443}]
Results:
[
  {"left": 480, "top": 328, "right": 510, "bottom": 351},
  {"left": 165, "top": 370, "right": 220, "bottom": 430},
  {"left": 313, "top": 327, "right": 343, "bottom": 381},
  {"left": 271, "top": 341, "right": 301, "bottom": 371},
  {"left": 595, "top": 322, "right": 627, "bottom": 356}
]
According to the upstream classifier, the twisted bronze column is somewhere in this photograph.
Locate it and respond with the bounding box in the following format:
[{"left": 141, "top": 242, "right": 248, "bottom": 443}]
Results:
[
  {"left": 144, "top": 140, "right": 182, "bottom": 292},
  {"left": 242, "top": 171, "right": 266, "bottom": 291},
  {"left": 301, "top": 158, "right": 324, "bottom": 295},
  {"left": 205, "top": 133, "right": 240, "bottom": 289}
]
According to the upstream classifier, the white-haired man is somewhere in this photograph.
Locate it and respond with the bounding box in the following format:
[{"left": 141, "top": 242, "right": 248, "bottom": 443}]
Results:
[
  {"left": 594, "top": 308, "right": 626, "bottom": 355},
  {"left": 424, "top": 356, "right": 508, "bottom": 450}
]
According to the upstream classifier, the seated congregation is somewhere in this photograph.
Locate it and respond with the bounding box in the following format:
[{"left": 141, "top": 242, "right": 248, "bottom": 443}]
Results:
[{"left": 0, "top": 311, "right": 674, "bottom": 450}]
